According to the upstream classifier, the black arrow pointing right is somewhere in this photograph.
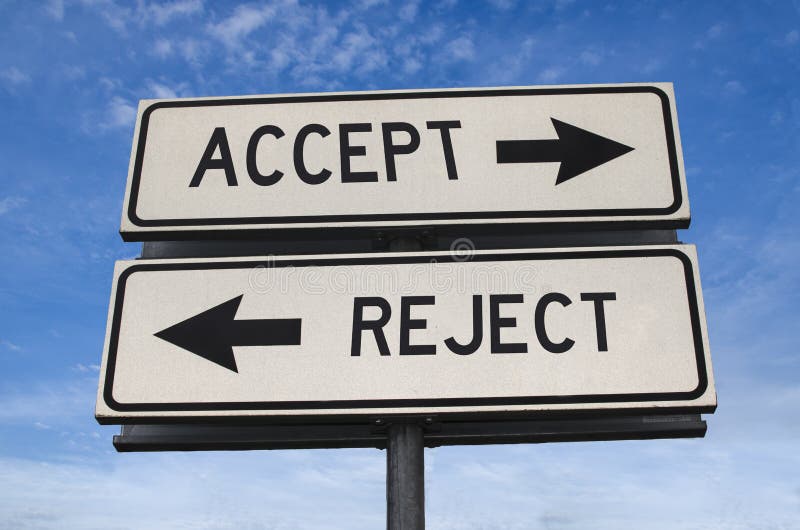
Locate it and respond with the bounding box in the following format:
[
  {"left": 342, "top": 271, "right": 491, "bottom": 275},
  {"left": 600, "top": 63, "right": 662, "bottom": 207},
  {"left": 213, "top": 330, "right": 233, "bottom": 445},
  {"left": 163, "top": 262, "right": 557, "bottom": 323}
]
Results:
[
  {"left": 496, "top": 118, "right": 634, "bottom": 185},
  {"left": 154, "top": 295, "right": 301, "bottom": 373}
]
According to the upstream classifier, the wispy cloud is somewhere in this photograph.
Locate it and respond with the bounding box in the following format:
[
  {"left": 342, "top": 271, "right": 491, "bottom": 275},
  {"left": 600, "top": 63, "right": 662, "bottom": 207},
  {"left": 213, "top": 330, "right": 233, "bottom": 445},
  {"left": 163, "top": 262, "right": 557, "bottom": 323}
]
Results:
[
  {"left": 399, "top": 0, "right": 420, "bottom": 22},
  {"left": 0, "top": 66, "right": 31, "bottom": 87},
  {"left": 57, "top": 64, "right": 86, "bottom": 81},
  {"left": 0, "top": 452, "right": 386, "bottom": 529},
  {"left": 694, "top": 21, "right": 726, "bottom": 49},
  {"left": 44, "top": 0, "right": 64, "bottom": 20},
  {"left": 87, "top": 0, "right": 132, "bottom": 33},
  {"left": 781, "top": 29, "right": 798, "bottom": 46},
  {"left": 487, "top": 0, "right": 516, "bottom": 10},
  {"left": 487, "top": 37, "right": 535, "bottom": 84},
  {"left": 0, "top": 378, "right": 95, "bottom": 425},
  {"left": 579, "top": 48, "right": 602, "bottom": 66},
  {"left": 73, "top": 363, "right": 100, "bottom": 373},
  {"left": 206, "top": 3, "right": 277, "bottom": 49},
  {"left": 443, "top": 35, "right": 475, "bottom": 62},
  {"left": 100, "top": 96, "right": 136, "bottom": 130},
  {"left": 538, "top": 65, "right": 566, "bottom": 83},
  {"left": 145, "top": 0, "right": 203, "bottom": 26},
  {"left": 723, "top": 79, "right": 745, "bottom": 95},
  {"left": 706, "top": 22, "right": 725, "bottom": 39},
  {"left": 78, "top": 0, "right": 203, "bottom": 32},
  {"left": 331, "top": 26, "right": 387, "bottom": 76},
  {"left": 2, "top": 340, "right": 22, "bottom": 352},
  {"left": 5, "top": 436, "right": 793, "bottom": 530},
  {"left": 640, "top": 58, "right": 663, "bottom": 74},
  {"left": 0, "top": 196, "right": 27, "bottom": 216},
  {"left": 142, "top": 78, "right": 190, "bottom": 99},
  {"left": 356, "top": 0, "right": 388, "bottom": 9},
  {"left": 151, "top": 38, "right": 173, "bottom": 59}
]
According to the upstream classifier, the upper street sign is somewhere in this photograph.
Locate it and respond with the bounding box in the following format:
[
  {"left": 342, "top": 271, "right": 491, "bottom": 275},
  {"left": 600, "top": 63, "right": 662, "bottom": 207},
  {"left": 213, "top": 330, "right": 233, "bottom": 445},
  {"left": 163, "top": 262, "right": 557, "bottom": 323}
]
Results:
[
  {"left": 120, "top": 83, "right": 689, "bottom": 240},
  {"left": 95, "top": 245, "right": 715, "bottom": 423}
]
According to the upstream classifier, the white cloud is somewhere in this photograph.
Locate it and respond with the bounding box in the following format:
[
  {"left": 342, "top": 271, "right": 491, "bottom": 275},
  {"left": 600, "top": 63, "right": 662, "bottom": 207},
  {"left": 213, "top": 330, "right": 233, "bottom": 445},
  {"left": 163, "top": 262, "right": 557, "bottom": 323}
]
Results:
[
  {"left": 640, "top": 58, "right": 663, "bottom": 74},
  {"left": 57, "top": 64, "right": 86, "bottom": 81},
  {"left": 2, "top": 340, "right": 22, "bottom": 352},
  {"left": 538, "top": 65, "right": 566, "bottom": 82},
  {"left": 707, "top": 22, "right": 724, "bottom": 39},
  {"left": 0, "top": 196, "right": 27, "bottom": 216},
  {"left": 177, "top": 38, "right": 207, "bottom": 65},
  {"left": 487, "top": 37, "right": 534, "bottom": 84},
  {"left": 281, "top": 7, "right": 409, "bottom": 86},
  {"left": 0, "top": 452, "right": 386, "bottom": 529},
  {"left": 356, "top": 0, "right": 388, "bottom": 9},
  {"left": 579, "top": 49, "right": 602, "bottom": 66},
  {"left": 207, "top": 3, "right": 277, "bottom": 48},
  {"left": 330, "top": 26, "right": 387, "bottom": 76},
  {"left": 487, "top": 0, "right": 515, "bottom": 10},
  {"left": 723, "top": 80, "right": 745, "bottom": 95},
  {"left": 146, "top": 81, "right": 177, "bottom": 98},
  {"left": 98, "top": 76, "right": 121, "bottom": 92},
  {"left": 133, "top": 3, "right": 472, "bottom": 87},
  {"left": 44, "top": 0, "right": 65, "bottom": 20},
  {"left": 444, "top": 35, "right": 475, "bottom": 62},
  {"left": 74, "top": 363, "right": 100, "bottom": 373},
  {"left": 269, "top": 46, "right": 292, "bottom": 70},
  {"left": 143, "top": 79, "right": 189, "bottom": 99},
  {"left": 399, "top": 0, "right": 420, "bottom": 22},
  {"left": 83, "top": 0, "right": 131, "bottom": 33},
  {"left": 694, "top": 21, "right": 726, "bottom": 49},
  {"left": 80, "top": 0, "right": 202, "bottom": 32},
  {"left": 152, "top": 38, "right": 173, "bottom": 58},
  {"left": 403, "top": 57, "right": 423, "bottom": 75},
  {"left": 0, "top": 379, "right": 94, "bottom": 425},
  {"left": 418, "top": 24, "right": 444, "bottom": 45},
  {"left": 782, "top": 29, "right": 798, "bottom": 45},
  {"left": 0, "top": 67, "right": 31, "bottom": 86},
  {"left": 1, "top": 431, "right": 798, "bottom": 529},
  {"left": 145, "top": 0, "right": 203, "bottom": 25},
  {"left": 101, "top": 96, "right": 136, "bottom": 130}
]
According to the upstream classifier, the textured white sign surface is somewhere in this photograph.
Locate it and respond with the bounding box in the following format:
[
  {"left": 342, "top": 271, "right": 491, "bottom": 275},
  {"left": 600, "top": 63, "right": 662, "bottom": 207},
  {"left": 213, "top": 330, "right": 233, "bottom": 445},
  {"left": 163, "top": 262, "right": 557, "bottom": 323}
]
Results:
[
  {"left": 120, "top": 83, "right": 689, "bottom": 239},
  {"left": 96, "top": 246, "right": 715, "bottom": 422}
]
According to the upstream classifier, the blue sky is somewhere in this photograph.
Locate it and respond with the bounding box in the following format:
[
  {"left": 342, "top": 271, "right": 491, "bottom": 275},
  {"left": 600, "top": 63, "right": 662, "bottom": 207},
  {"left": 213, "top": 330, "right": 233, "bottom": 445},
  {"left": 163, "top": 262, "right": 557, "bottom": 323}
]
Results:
[{"left": 1, "top": 0, "right": 799, "bottom": 528}]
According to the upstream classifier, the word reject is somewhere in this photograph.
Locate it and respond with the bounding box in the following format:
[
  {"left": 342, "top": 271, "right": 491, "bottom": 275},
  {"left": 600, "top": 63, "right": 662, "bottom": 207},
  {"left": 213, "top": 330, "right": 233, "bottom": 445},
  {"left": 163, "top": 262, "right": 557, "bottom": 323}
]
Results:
[{"left": 351, "top": 292, "right": 616, "bottom": 357}]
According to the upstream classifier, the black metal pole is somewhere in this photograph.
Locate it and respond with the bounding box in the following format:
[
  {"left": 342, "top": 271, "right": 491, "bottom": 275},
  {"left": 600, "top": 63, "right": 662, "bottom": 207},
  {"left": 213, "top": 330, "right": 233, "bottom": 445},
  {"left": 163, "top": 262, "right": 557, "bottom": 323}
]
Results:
[{"left": 387, "top": 423, "right": 425, "bottom": 530}]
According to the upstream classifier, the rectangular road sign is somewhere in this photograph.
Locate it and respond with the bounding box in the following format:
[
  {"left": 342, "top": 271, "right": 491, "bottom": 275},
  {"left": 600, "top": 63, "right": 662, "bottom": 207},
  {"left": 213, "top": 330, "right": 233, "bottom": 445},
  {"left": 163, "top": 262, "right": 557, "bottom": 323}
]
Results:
[
  {"left": 96, "top": 245, "right": 715, "bottom": 423},
  {"left": 120, "top": 83, "right": 689, "bottom": 240}
]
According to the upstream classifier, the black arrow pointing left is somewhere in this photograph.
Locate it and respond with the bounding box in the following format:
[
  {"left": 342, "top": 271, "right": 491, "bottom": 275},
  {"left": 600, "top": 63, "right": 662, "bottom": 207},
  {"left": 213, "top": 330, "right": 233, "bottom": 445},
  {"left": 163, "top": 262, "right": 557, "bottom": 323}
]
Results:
[{"left": 154, "top": 295, "right": 301, "bottom": 373}]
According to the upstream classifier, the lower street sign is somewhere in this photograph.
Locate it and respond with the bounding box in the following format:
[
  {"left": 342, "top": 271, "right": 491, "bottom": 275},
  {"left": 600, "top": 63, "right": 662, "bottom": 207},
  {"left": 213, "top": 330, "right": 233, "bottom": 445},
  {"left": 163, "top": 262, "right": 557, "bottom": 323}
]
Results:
[{"left": 95, "top": 246, "right": 715, "bottom": 423}]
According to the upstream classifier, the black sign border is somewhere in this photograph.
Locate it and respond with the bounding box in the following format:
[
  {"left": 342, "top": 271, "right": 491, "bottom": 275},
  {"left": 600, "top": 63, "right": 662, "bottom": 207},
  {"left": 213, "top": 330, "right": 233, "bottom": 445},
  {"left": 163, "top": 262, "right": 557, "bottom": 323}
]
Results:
[
  {"left": 125, "top": 86, "right": 684, "bottom": 233},
  {"left": 101, "top": 248, "right": 710, "bottom": 420}
]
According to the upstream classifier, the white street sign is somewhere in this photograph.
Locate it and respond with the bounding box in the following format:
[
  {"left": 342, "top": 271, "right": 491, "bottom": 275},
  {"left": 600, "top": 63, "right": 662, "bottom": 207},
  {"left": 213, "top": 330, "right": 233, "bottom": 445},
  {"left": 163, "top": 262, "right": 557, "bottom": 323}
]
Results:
[
  {"left": 96, "top": 245, "right": 715, "bottom": 422},
  {"left": 120, "top": 83, "right": 689, "bottom": 240}
]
